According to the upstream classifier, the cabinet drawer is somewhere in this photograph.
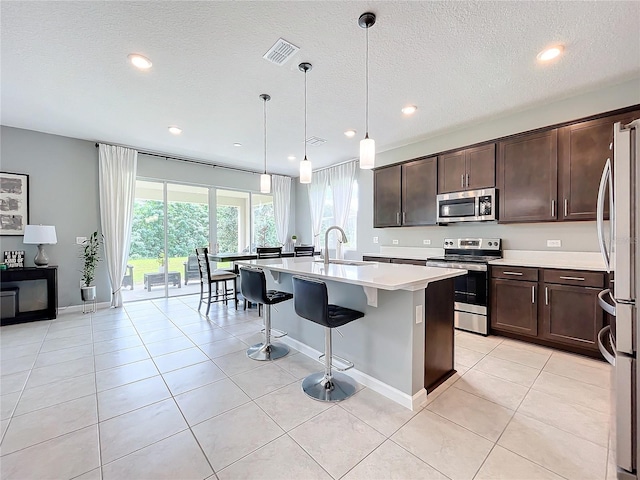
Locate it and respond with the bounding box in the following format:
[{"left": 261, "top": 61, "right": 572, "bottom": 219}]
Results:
[
  {"left": 543, "top": 269, "right": 604, "bottom": 288},
  {"left": 491, "top": 266, "right": 538, "bottom": 281}
]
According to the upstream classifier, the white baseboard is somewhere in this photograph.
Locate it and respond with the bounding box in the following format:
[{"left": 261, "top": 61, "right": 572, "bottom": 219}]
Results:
[
  {"left": 280, "top": 336, "right": 425, "bottom": 411},
  {"left": 58, "top": 302, "right": 111, "bottom": 315}
]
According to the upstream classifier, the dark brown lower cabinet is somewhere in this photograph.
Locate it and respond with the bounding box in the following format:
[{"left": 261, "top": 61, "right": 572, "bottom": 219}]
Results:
[
  {"left": 490, "top": 278, "right": 538, "bottom": 337},
  {"left": 490, "top": 266, "right": 606, "bottom": 356},
  {"left": 541, "top": 283, "right": 604, "bottom": 350}
]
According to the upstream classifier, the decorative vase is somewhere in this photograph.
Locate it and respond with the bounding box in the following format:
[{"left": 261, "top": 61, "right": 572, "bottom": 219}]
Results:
[{"left": 80, "top": 285, "right": 96, "bottom": 301}]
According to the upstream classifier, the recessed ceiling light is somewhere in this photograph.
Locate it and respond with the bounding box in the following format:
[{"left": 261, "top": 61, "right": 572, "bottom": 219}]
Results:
[
  {"left": 233, "top": 143, "right": 242, "bottom": 147},
  {"left": 401, "top": 105, "right": 417, "bottom": 115},
  {"left": 344, "top": 129, "right": 357, "bottom": 138},
  {"left": 168, "top": 126, "right": 182, "bottom": 135},
  {"left": 128, "top": 53, "right": 153, "bottom": 70},
  {"left": 287, "top": 155, "right": 296, "bottom": 161},
  {"left": 537, "top": 45, "right": 564, "bottom": 62}
]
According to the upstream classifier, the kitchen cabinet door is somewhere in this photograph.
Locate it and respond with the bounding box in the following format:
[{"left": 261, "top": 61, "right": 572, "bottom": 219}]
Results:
[
  {"left": 541, "top": 283, "right": 603, "bottom": 351},
  {"left": 490, "top": 278, "right": 538, "bottom": 337},
  {"left": 558, "top": 116, "right": 614, "bottom": 221},
  {"left": 498, "top": 129, "right": 558, "bottom": 223},
  {"left": 466, "top": 143, "right": 495, "bottom": 190},
  {"left": 402, "top": 156, "right": 437, "bottom": 226},
  {"left": 437, "top": 150, "right": 466, "bottom": 194},
  {"left": 373, "top": 165, "right": 402, "bottom": 227}
]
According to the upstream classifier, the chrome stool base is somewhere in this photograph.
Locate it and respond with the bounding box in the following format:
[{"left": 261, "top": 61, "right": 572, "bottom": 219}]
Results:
[
  {"left": 302, "top": 371, "right": 357, "bottom": 402},
  {"left": 247, "top": 342, "right": 289, "bottom": 361}
]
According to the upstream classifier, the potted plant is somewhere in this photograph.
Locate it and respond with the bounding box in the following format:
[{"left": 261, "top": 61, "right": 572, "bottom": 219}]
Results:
[
  {"left": 80, "top": 231, "right": 101, "bottom": 301},
  {"left": 291, "top": 235, "right": 298, "bottom": 246}
]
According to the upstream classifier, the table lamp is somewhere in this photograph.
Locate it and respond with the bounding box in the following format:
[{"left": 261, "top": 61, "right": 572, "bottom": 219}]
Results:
[{"left": 23, "top": 225, "right": 57, "bottom": 267}]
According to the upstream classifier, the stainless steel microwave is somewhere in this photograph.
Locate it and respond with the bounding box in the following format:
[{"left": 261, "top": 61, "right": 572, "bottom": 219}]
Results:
[{"left": 436, "top": 188, "right": 497, "bottom": 223}]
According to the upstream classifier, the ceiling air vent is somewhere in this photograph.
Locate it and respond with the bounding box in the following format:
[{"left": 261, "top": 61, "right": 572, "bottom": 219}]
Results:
[
  {"left": 263, "top": 38, "right": 300, "bottom": 66},
  {"left": 306, "top": 136, "right": 326, "bottom": 146}
]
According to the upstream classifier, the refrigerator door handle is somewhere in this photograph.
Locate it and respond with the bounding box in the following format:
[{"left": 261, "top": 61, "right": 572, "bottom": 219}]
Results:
[
  {"left": 597, "top": 289, "right": 616, "bottom": 316},
  {"left": 597, "top": 325, "right": 615, "bottom": 366},
  {"left": 596, "top": 158, "right": 612, "bottom": 273}
]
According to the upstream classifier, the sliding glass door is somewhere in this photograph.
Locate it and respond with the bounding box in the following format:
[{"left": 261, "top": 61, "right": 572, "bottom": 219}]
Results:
[{"left": 123, "top": 180, "right": 209, "bottom": 302}]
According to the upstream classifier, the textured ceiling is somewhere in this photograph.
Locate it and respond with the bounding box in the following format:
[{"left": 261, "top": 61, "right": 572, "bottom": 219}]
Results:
[{"left": 1, "top": 1, "right": 639, "bottom": 176}]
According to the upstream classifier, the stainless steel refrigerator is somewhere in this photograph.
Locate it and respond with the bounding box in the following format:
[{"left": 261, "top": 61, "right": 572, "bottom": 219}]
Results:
[{"left": 597, "top": 120, "right": 639, "bottom": 480}]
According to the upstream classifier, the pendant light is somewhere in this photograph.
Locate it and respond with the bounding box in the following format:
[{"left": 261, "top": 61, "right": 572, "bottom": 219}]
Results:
[
  {"left": 259, "top": 93, "right": 271, "bottom": 193},
  {"left": 358, "top": 12, "right": 376, "bottom": 169},
  {"left": 299, "top": 62, "right": 313, "bottom": 184}
]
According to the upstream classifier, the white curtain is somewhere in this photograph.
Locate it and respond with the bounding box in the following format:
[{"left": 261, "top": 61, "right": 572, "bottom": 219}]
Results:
[
  {"left": 272, "top": 175, "right": 291, "bottom": 248},
  {"left": 328, "top": 161, "right": 357, "bottom": 259},
  {"left": 98, "top": 144, "right": 137, "bottom": 307},
  {"left": 307, "top": 169, "right": 329, "bottom": 250}
]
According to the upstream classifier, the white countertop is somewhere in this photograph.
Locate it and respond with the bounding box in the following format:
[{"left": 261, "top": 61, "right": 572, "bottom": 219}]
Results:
[
  {"left": 235, "top": 257, "right": 466, "bottom": 292},
  {"left": 489, "top": 250, "right": 607, "bottom": 271}
]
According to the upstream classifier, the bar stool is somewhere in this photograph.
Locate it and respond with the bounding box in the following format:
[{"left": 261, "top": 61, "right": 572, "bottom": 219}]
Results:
[
  {"left": 239, "top": 266, "right": 292, "bottom": 361},
  {"left": 244, "top": 247, "right": 283, "bottom": 314},
  {"left": 196, "top": 247, "right": 238, "bottom": 316},
  {"left": 292, "top": 275, "right": 364, "bottom": 402},
  {"left": 294, "top": 245, "right": 315, "bottom": 257}
]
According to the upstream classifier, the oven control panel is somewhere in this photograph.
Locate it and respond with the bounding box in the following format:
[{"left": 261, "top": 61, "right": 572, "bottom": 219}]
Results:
[{"left": 443, "top": 238, "right": 501, "bottom": 250}]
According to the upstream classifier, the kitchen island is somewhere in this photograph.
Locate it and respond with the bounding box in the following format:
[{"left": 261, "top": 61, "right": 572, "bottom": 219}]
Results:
[{"left": 235, "top": 257, "right": 466, "bottom": 410}]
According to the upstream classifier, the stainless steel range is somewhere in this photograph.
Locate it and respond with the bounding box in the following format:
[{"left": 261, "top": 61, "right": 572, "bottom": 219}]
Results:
[{"left": 426, "top": 238, "right": 502, "bottom": 335}]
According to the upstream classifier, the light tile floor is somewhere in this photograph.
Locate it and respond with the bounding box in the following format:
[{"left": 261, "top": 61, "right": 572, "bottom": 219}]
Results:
[{"left": 0, "top": 295, "right": 616, "bottom": 480}]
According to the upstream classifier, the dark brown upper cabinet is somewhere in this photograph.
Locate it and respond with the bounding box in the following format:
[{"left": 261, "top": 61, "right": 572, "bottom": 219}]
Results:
[
  {"left": 558, "top": 116, "right": 616, "bottom": 221},
  {"left": 497, "top": 129, "right": 558, "bottom": 223},
  {"left": 373, "top": 164, "right": 402, "bottom": 227},
  {"left": 438, "top": 143, "right": 495, "bottom": 193},
  {"left": 373, "top": 156, "right": 437, "bottom": 227}
]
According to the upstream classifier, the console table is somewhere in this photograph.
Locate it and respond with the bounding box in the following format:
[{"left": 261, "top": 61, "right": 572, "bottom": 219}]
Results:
[
  {"left": 143, "top": 271, "right": 181, "bottom": 292},
  {"left": 0, "top": 266, "right": 58, "bottom": 324}
]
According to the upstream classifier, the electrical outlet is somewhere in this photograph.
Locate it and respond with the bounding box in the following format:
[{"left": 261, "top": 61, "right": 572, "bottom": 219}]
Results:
[
  {"left": 76, "top": 236, "right": 87, "bottom": 245},
  {"left": 373, "top": 236, "right": 378, "bottom": 244},
  {"left": 547, "top": 239, "right": 562, "bottom": 248},
  {"left": 423, "top": 239, "right": 431, "bottom": 245},
  {"left": 392, "top": 239, "right": 399, "bottom": 245},
  {"left": 415, "top": 305, "right": 423, "bottom": 324}
]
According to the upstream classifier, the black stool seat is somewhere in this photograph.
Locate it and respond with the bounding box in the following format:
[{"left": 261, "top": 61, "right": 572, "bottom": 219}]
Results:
[
  {"left": 240, "top": 266, "right": 291, "bottom": 361},
  {"left": 292, "top": 275, "right": 364, "bottom": 402}
]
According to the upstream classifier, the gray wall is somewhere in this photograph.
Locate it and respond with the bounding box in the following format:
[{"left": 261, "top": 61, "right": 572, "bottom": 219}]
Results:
[
  {"left": 0, "top": 126, "right": 105, "bottom": 308},
  {"left": 296, "top": 78, "right": 640, "bottom": 256},
  {"left": 0, "top": 128, "right": 296, "bottom": 308}
]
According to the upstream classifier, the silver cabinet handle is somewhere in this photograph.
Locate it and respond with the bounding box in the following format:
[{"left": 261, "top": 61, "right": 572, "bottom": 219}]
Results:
[
  {"left": 559, "top": 276, "right": 585, "bottom": 281},
  {"left": 551, "top": 199, "right": 556, "bottom": 217},
  {"left": 545, "top": 286, "right": 549, "bottom": 305},
  {"left": 531, "top": 285, "right": 535, "bottom": 304},
  {"left": 502, "top": 271, "right": 523, "bottom": 276},
  {"left": 564, "top": 198, "right": 568, "bottom": 217},
  {"left": 461, "top": 174, "right": 464, "bottom": 189},
  {"left": 402, "top": 212, "right": 406, "bottom": 224},
  {"left": 466, "top": 173, "right": 469, "bottom": 188},
  {"left": 597, "top": 289, "right": 616, "bottom": 316},
  {"left": 396, "top": 212, "right": 400, "bottom": 225},
  {"left": 597, "top": 326, "right": 615, "bottom": 366}
]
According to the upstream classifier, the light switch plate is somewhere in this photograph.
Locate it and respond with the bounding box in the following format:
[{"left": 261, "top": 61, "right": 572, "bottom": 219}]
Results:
[
  {"left": 392, "top": 239, "right": 399, "bottom": 245},
  {"left": 373, "top": 236, "right": 378, "bottom": 244},
  {"left": 547, "top": 239, "right": 562, "bottom": 248},
  {"left": 423, "top": 239, "right": 431, "bottom": 245},
  {"left": 76, "top": 236, "right": 87, "bottom": 245},
  {"left": 415, "top": 305, "right": 423, "bottom": 324}
]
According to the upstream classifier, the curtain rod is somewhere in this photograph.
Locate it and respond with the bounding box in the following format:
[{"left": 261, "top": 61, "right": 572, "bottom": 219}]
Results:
[
  {"left": 311, "top": 158, "right": 359, "bottom": 173},
  {"left": 94, "top": 142, "right": 291, "bottom": 178}
]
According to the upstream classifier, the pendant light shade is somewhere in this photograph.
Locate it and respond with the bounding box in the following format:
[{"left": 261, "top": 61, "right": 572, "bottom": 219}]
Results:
[
  {"left": 359, "top": 12, "right": 376, "bottom": 170},
  {"left": 259, "top": 93, "right": 271, "bottom": 193},
  {"left": 299, "top": 62, "right": 313, "bottom": 184},
  {"left": 359, "top": 135, "right": 375, "bottom": 169}
]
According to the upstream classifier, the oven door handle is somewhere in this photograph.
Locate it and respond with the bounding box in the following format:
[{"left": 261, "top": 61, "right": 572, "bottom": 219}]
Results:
[{"left": 426, "top": 262, "right": 486, "bottom": 272}]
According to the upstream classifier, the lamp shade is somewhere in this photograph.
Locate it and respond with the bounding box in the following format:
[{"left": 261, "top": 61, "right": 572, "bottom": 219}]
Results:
[
  {"left": 260, "top": 173, "right": 271, "bottom": 193},
  {"left": 23, "top": 225, "right": 57, "bottom": 245},
  {"left": 359, "top": 137, "right": 375, "bottom": 169},
  {"left": 300, "top": 159, "right": 312, "bottom": 184}
]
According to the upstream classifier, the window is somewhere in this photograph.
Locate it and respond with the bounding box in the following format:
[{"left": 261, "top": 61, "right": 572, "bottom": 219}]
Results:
[
  {"left": 251, "top": 193, "right": 279, "bottom": 249},
  {"left": 318, "top": 181, "right": 358, "bottom": 250}
]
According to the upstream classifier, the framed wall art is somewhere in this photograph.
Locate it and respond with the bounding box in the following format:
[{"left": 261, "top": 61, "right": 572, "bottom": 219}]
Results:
[{"left": 0, "top": 172, "right": 29, "bottom": 236}]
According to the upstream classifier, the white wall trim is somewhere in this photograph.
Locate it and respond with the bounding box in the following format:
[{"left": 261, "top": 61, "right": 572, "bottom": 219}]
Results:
[{"left": 280, "top": 335, "right": 426, "bottom": 410}]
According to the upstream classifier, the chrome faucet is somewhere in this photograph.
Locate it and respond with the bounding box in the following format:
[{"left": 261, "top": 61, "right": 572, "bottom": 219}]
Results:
[{"left": 324, "top": 226, "right": 348, "bottom": 266}]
